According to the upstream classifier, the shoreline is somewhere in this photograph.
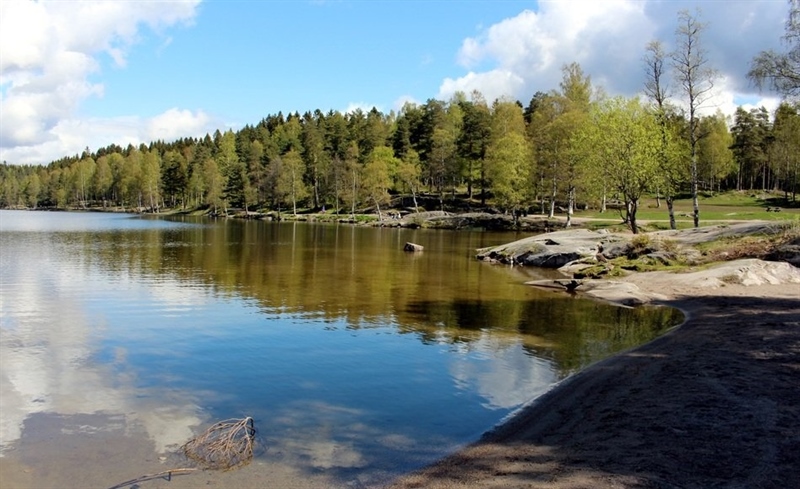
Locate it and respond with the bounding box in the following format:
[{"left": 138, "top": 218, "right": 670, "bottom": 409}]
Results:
[{"left": 383, "top": 267, "right": 800, "bottom": 489}]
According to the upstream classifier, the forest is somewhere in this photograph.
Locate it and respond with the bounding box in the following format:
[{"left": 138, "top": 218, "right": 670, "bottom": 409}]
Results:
[{"left": 1, "top": 7, "right": 799, "bottom": 234}]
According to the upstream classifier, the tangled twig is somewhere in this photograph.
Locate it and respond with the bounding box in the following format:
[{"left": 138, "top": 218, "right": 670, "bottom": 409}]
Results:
[
  {"left": 182, "top": 417, "right": 256, "bottom": 470},
  {"left": 106, "top": 417, "right": 256, "bottom": 488}
]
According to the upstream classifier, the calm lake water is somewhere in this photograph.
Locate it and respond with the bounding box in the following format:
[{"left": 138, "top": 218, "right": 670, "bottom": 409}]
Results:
[{"left": 0, "top": 210, "right": 681, "bottom": 487}]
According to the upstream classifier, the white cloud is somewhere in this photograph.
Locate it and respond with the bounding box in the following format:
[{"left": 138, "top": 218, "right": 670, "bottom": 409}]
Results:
[
  {"left": 439, "top": 0, "right": 787, "bottom": 117},
  {"left": 0, "top": 0, "right": 200, "bottom": 164},
  {"left": 440, "top": 70, "right": 526, "bottom": 105},
  {"left": 698, "top": 75, "right": 782, "bottom": 121},
  {"left": 146, "top": 108, "right": 213, "bottom": 142},
  {"left": 0, "top": 108, "right": 220, "bottom": 165},
  {"left": 393, "top": 94, "right": 421, "bottom": 112},
  {"left": 343, "top": 102, "right": 383, "bottom": 115}
]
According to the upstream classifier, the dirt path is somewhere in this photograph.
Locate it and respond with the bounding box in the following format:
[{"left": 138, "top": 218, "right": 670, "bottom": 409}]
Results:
[{"left": 384, "top": 272, "right": 800, "bottom": 488}]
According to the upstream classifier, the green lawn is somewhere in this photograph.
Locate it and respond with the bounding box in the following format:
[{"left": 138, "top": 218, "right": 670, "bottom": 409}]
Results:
[{"left": 577, "top": 191, "right": 799, "bottom": 225}]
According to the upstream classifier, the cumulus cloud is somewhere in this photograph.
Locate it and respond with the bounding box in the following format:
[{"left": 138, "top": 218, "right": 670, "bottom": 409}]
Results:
[
  {"left": 393, "top": 94, "right": 422, "bottom": 111},
  {"left": 439, "top": 0, "right": 786, "bottom": 116},
  {"left": 0, "top": 109, "right": 219, "bottom": 165},
  {"left": 0, "top": 0, "right": 200, "bottom": 164},
  {"left": 439, "top": 70, "right": 526, "bottom": 105},
  {"left": 146, "top": 108, "right": 213, "bottom": 142}
]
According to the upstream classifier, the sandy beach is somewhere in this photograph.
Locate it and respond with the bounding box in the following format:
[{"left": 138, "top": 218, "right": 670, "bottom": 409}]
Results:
[{"left": 385, "top": 266, "right": 800, "bottom": 488}]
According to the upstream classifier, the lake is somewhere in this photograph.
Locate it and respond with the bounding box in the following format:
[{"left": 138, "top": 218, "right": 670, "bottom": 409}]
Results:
[{"left": 0, "top": 210, "right": 681, "bottom": 488}]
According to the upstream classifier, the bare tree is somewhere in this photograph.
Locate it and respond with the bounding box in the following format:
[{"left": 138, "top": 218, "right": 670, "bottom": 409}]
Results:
[
  {"left": 643, "top": 40, "right": 675, "bottom": 225},
  {"left": 671, "top": 9, "right": 717, "bottom": 228},
  {"left": 749, "top": 0, "right": 800, "bottom": 97}
]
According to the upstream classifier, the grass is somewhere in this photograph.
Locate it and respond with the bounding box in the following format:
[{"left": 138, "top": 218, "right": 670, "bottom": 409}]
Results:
[
  {"left": 576, "top": 191, "right": 800, "bottom": 224},
  {"left": 573, "top": 215, "right": 800, "bottom": 280}
]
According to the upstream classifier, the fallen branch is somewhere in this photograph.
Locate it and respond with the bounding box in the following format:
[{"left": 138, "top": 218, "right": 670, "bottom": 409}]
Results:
[
  {"left": 106, "top": 468, "right": 198, "bottom": 489},
  {"left": 182, "top": 416, "right": 256, "bottom": 470},
  {"left": 106, "top": 417, "right": 256, "bottom": 489}
]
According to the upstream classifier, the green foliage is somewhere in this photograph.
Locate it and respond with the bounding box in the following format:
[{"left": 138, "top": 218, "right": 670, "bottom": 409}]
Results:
[
  {"left": 486, "top": 99, "right": 531, "bottom": 215},
  {"left": 361, "top": 146, "right": 395, "bottom": 218},
  {"left": 576, "top": 97, "right": 661, "bottom": 233},
  {"left": 2, "top": 40, "right": 798, "bottom": 217}
]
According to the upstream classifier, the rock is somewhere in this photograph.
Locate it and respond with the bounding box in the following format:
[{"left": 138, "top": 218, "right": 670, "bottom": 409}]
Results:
[
  {"left": 701, "top": 258, "right": 800, "bottom": 286},
  {"left": 599, "top": 241, "right": 630, "bottom": 259},
  {"left": 404, "top": 242, "right": 424, "bottom": 252},
  {"left": 766, "top": 238, "right": 800, "bottom": 268},
  {"left": 396, "top": 212, "right": 557, "bottom": 232},
  {"left": 526, "top": 279, "right": 661, "bottom": 306},
  {"left": 582, "top": 281, "right": 666, "bottom": 306},
  {"left": 477, "top": 229, "right": 629, "bottom": 269},
  {"left": 649, "top": 221, "right": 787, "bottom": 245},
  {"left": 642, "top": 251, "right": 675, "bottom": 266},
  {"left": 517, "top": 250, "right": 584, "bottom": 268}
]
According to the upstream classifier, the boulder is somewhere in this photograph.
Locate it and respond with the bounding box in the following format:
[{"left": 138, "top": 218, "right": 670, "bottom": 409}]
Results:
[
  {"left": 526, "top": 279, "right": 662, "bottom": 306},
  {"left": 477, "top": 229, "right": 629, "bottom": 268},
  {"left": 766, "top": 237, "right": 800, "bottom": 268},
  {"left": 404, "top": 242, "right": 424, "bottom": 252}
]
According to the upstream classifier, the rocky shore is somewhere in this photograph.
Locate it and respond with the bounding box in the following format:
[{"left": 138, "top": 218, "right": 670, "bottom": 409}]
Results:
[{"left": 384, "top": 222, "right": 800, "bottom": 489}]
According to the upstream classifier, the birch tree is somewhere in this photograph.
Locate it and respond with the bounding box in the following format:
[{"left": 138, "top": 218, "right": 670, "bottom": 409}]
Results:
[{"left": 672, "top": 9, "right": 717, "bottom": 228}]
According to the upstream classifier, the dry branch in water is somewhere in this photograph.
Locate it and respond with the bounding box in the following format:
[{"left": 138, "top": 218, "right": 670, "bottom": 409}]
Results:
[
  {"left": 106, "top": 417, "right": 256, "bottom": 488},
  {"left": 182, "top": 416, "right": 256, "bottom": 470},
  {"left": 106, "top": 468, "right": 198, "bottom": 489}
]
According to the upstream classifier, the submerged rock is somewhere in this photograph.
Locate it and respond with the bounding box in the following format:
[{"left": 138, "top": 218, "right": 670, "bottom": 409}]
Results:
[{"left": 404, "top": 242, "right": 424, "bottom": 252}]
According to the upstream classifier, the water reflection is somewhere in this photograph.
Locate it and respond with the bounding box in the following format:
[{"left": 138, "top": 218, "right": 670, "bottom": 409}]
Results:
[
  {"left": 0, "top": 211, "right": 681, "bottom": 486},
  {"left": 0, "top": 225, "right": 204, "bottom": 456}
]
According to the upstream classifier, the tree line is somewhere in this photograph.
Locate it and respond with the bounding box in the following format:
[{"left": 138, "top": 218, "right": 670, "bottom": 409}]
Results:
[{"left": 1, "top": 5, "right": 798, "bottom": 233}]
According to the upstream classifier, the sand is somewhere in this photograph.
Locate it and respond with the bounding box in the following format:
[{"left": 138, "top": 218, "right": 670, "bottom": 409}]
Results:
[{"left": 384, "top": 261, "right": 800, "bottom": 488}]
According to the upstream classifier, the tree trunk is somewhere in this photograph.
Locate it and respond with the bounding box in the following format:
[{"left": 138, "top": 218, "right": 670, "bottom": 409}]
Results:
[
  {"left": 628, "top": 198, "right": 639, "bottom": 234},
  {"left": 691, "top": 153, "right": 699, "bottom": 228},
  {"left": 667, "top": 196, "right": 676, "bottom": 230},
  {"left": 565, "top": 186, "right": 575, "bottom": 228},
  {"left": 480, "top": 166, "right": 486, "bottom": 206},
  {"left": 467, "top": 160, "right": 473, "bottom": 200},
  {"left": 313, "top": 164, "right": 320, "bottom": 209},
  {"left": 548, "top": 172, "right": 557, "bottom": 219},
  {"left": 351, "top": 171, "right": 357, "bottom": 220}
]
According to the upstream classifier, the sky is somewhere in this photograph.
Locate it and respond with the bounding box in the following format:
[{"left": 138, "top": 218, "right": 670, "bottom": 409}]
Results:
[{"left": 0, "top": 0, "right": 790, "bottom": 166}]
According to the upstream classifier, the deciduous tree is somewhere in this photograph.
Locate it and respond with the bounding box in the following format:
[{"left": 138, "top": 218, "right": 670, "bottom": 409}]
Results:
[
  {"left": 672, "top": 9, "right": 717, "bottom": 227},
  {"left": 577, "top": 97, "right": 660, "bottom": 234},
  {"left": 361, "top": 146, "right": 396, "bottom": 220},
  {"left": 749, "top": 0, "right": 800, "bottom": 97},
  {"left": 770, "top": 102, "right": 800, "bottom": 201},
  {"left": 697, "top": 112, "right": 734, "bottom": 193}
]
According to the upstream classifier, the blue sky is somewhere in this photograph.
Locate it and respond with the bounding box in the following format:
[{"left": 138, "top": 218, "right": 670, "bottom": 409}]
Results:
[
  {"left": 80, "top": 1, "right": 536, "bottom": 121},
  {"left": 0, "top": 0, "right": 788, "bottom": 165}
]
